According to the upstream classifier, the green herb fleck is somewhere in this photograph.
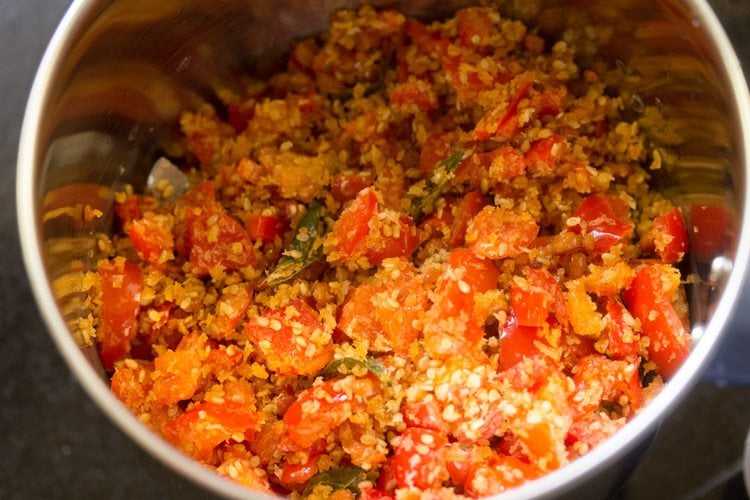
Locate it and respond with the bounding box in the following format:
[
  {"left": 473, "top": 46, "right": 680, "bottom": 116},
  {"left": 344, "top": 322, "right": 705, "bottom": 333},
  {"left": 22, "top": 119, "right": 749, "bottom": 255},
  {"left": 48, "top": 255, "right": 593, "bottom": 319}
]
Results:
[
  {"left": 302, "top": 465, "right": 368, "bottom": 497},
  {"left": 322, "top": 357, "right": 386, "bottom": 379},
  {"left": 264, "top": 200, "right": 325, "bottom": 287},
  {"left": 409, "top": 149, "right": 465, "bottom": 223}
]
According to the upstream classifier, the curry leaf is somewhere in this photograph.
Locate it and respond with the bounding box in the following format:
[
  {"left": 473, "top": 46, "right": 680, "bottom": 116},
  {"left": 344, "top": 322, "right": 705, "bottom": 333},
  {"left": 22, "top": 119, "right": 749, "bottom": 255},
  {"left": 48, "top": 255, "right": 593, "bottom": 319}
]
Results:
[
  {"left": 302, "top": 465, "right": 368, "bottom": 497},
  {"left": 409, "top": 149, "right": 465, "bottom": 223},
  {"left": 264, "top": 200, "right": 325, "bottom": 287},
  {"left": 322, "top": 357, "right": 386, "bottom": 379}
]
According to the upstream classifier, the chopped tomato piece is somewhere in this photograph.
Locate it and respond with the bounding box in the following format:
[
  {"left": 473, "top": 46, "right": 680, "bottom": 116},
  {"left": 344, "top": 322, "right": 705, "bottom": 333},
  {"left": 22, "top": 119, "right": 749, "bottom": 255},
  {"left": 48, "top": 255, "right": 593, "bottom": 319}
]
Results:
[
  {"left": 330, "top": 187, "right": 378, "bottom": 258},
  {"left": 283, "top": 376, "right": 379, "bottom": 449},
  {"left": 622, "top": 264, "right": 690, "bottom": 379},
  {"left": 245, "top": 299, "right": 334, "bottom": 377},
  {"left": 165, "top": 401, "right": 258, "bottom": 463},
  {"left": 360, "top": 488, "right": 395, "bottom": 500},
  {"left": 571, "top": 354, "right": 642, "bottom": 415},
  {"left": 402, "top": 400, "right": 450, "bottom": 434},
  {"left": 525, "top": 135, "right": 565, "bottom": 175},
  {"left": 688, "top": 204, "right": 733, "bottom": 260},
  {"left": 327, "top": 188, "right": 419, "bottom": 266},
  {"left": 186, "top": 208, "right": 256, "bottom": 275},
  {"left": 245, "top": 213, "right": 289, "bottom": 243},
  {"left": 466, "top": 206, "right": 539, "bottom": 259},
  {"left": 511, "top": 267, "right": 560, "bottom": 328},
  {"left": 432, "top": 248, "right": 500, "bottom": 319},
  {"left": 498, "top": 313, "right": 544, "bottom": 371},
  {"left": 393, "top": 427, "right": 448, "bottom": 489},
  {"left": 449, "top": 191, "right": 487, "bottom": 247},
  {"left": 425, "top": 248, "right": 499, "bottom": 357},
  {"left": 128, "top": 214, "right": 174, "bottom": 268},
  {"left": 652, "top": 208, "right": 688, "bottom": 263},
  {"left": 604, "top": 298, "right": 639, "bottom": 360},
  {"left": 152, "top": 335, "right": 203, "bottom": 406},
  {"left": 338, "top": 259, "right": 428, "bottom": 353},
  {"left": 205, "top": 283, "right": 252, "bottom": 340},
  {"left": 98, "top": 260, "right": 143, "bottom": 370},
  {"left": 331, "top": 171, "right": 373, "bottom": 202},
  {"left": 111, "top": 360, "right": 152, "bottom": 414},
  {"left": 572, "top": 194, "right": 633, "bottom": 253}
]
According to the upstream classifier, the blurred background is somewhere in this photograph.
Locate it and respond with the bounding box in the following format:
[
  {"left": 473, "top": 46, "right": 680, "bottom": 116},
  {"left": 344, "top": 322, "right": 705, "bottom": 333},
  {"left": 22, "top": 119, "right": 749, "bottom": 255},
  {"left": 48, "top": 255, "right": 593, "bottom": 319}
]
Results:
[{"left": 1, "top": 1, "right": 749, "bottom": 498}]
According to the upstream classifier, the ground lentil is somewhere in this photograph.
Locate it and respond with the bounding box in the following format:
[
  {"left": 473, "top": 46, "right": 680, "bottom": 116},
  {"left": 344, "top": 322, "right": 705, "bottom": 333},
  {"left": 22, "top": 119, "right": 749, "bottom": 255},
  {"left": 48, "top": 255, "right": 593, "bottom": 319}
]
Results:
[{"left": 93, "top": 5, "right": 693, "bottom": 498}]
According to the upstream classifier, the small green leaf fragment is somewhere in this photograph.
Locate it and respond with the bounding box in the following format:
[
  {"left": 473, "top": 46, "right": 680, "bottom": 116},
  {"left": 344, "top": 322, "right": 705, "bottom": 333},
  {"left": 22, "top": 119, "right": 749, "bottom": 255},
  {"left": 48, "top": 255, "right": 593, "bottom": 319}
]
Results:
[
  {"left": 302, "top": 465, "right": 368, "bottom": 497},
  {"left": 264, "top": 200, "right": 325, "bottom": 287},
  {"left": 322, "top": 357, "right": 386, "bottom": 379},
  {"left": 410, "top": 149, "right": 465, "bottom": 222}
]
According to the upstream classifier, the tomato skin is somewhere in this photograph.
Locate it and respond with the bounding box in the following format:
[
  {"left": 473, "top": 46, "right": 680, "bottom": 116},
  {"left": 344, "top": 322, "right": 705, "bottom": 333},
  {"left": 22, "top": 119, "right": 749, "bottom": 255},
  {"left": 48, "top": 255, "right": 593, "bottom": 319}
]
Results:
[
  {"left": 328, "top": 188, "right": 419, "bottom": 266},
  {"left": 128, "top": 215, "right": 174, "bottom": 269},
  {"left": 573, "top": 194, "right": 633, "bottom": 253},
  {"left": 604, "top": 298, "right": 639, "bottom": 360},
  {"left": 165, "top": 401, "right": 258, "bottom": 463},
  {"left": 98, "top": 260, "right": 143, "bottom": 370},
  {"left": 622, "top": 264, "right": 689, "bottom": 379},
  {"left": 332, "top": 188, "right": 378, "bottom": 258},
  {"left": 245, "top": 299, "right": 333, "bottom": 377},
  {"left": 525, "top": 135, "right": 564, "bottom": 175},
  {"left": 245, "top": 214, "right": 289, "bottom": 243},
  {"left": 393, "top": 427, "right": 449, "bottom": 490},
  {"left": 283, "top": 376, "right": 379, "bottom": 449},
  {"left": 498, "top": 313, "right": 543, "bottom": 371}
]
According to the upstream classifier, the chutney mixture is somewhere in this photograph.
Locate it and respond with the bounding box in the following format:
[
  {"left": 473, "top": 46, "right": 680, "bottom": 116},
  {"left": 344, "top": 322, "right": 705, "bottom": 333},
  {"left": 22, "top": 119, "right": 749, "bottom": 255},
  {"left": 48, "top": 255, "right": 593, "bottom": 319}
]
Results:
[{"left": 88, "top": 5, "right": 691, "bottom": 498}]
